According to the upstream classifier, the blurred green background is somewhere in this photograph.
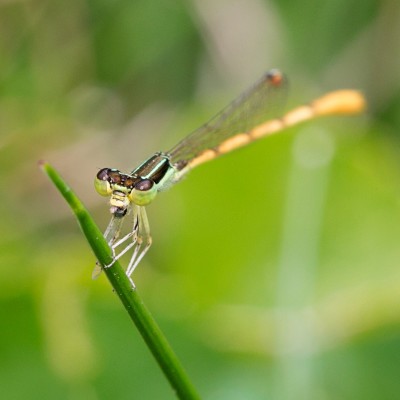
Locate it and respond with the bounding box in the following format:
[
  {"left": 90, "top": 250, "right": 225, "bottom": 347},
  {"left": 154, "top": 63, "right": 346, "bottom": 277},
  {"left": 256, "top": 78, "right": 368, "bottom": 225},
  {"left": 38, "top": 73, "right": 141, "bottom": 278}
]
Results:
[{"left": 1, "top": 0, "right": 400, "bottom": 399}]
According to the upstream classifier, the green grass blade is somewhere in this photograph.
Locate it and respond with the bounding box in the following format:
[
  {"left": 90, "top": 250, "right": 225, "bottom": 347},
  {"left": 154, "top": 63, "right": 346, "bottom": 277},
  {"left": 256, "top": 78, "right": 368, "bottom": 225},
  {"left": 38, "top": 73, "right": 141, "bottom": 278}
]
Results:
[{"left": 40, "top": 161, "right": 201, "bottom": 400}]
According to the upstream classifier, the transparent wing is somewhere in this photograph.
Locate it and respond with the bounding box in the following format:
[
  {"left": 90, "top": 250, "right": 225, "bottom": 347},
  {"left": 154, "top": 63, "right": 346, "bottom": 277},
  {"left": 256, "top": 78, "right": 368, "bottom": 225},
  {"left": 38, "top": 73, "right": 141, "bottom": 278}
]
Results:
[{"left": 168, "top": 70, "right": 288, "bottom": 170}]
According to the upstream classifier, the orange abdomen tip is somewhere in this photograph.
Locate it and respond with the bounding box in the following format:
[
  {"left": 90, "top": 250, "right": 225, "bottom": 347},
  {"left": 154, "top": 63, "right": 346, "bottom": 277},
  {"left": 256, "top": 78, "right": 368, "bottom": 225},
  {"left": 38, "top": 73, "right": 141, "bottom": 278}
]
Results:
[{"left": 312, "top": 90, "right": 366, "bottom": 116}]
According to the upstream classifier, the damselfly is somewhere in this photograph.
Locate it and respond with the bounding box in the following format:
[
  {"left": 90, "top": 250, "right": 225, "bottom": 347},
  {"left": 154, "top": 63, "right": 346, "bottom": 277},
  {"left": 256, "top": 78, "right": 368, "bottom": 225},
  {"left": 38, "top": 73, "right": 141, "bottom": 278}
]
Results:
[{"left": 94, "top": 69, "right": 365, "bottom": 281}]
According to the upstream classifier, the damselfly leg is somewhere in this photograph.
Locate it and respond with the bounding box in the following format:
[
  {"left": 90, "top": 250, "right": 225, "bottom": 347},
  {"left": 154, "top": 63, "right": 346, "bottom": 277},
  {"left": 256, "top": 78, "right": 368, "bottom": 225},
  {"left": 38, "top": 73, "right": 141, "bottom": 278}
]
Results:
[
  {"left": 93, "top": 204, "right": 152, "bottom": 280},
  {"left": 126, "top": 206, "right": 152, "bottom": 278}
]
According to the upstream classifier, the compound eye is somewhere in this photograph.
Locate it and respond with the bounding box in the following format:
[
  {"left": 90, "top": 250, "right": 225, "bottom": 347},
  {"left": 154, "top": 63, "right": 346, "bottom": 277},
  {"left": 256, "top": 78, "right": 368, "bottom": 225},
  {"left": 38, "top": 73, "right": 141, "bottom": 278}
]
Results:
[
  {"left": 97, "top": 168, "right": 110, "bottom": 181},
  {"left": 94, "top": 168, "right": 112, "bottom": 196},
  {"left": 135, "top": 179, "right": 154, "bottom": 191},
  {"left": 129, "top": 179, "right": 157, "bottom": 206}
]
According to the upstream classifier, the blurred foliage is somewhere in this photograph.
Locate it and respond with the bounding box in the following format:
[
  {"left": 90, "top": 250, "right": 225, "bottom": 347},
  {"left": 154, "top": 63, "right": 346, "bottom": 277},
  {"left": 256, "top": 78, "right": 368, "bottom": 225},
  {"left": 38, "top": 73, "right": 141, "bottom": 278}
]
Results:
[{"left": 1, "top": 0, "right": 400, "bottom": 399}]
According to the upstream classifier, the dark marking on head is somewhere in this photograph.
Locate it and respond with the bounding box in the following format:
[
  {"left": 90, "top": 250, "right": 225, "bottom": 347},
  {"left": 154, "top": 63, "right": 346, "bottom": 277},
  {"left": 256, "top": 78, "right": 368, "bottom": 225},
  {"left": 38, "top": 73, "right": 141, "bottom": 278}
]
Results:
[
  {"left": 135, "top": 179, "right": 154, "bottom": 191},
  {"left": 97, "top": 168, "right": 112, "bottom": 181}
]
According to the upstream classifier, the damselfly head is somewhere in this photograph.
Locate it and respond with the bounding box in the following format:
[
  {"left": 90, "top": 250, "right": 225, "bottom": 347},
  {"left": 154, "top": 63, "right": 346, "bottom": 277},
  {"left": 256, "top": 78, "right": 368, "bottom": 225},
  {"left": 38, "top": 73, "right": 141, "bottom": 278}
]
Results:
[
  {"left": 95, "top": 168, "right": 158, "bottom": 213},
  {"left": 95, "top": 168, "right": 134, "bottom": 195}
]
